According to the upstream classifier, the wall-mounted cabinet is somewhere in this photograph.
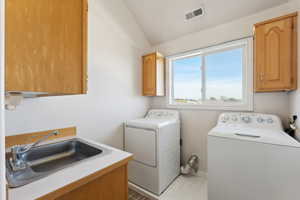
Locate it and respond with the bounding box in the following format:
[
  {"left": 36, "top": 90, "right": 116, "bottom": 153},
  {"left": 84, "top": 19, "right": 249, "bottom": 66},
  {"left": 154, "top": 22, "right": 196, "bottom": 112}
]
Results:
[
  {"left": 142, "top": 52, "right": 165, "bottom": 96},
  {"left": 5, "top": 0, "right": 88, "bottom": 97},
  {"left": 254, "top": 12, "right": 297, "bottom": 92}
]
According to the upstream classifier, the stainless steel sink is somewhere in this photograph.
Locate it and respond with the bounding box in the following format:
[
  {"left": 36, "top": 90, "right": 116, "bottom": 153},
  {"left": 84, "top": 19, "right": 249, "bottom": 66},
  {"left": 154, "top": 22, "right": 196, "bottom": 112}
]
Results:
[{"left": 6, "top": 138, "right": 111, "bottom": 188}]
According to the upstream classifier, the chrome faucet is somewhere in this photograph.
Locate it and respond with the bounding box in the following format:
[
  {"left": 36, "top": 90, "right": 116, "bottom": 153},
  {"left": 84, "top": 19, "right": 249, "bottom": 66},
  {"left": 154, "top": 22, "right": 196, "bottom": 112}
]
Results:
[{"left": 9, "top": 130, "right": 60, "bottom": 171}]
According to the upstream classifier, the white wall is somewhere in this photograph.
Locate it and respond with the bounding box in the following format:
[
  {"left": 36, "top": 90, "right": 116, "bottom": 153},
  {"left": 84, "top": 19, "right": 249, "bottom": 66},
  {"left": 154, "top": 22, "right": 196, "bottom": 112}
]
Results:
[
  {"left": 3, "top": 0, "right": 298, "bottom": 179},
  {"left": 0, "top": 0, "right": 5, "bottom": 198},
  {"left": 150, "top": 2, "right": 297, "bottom": 172},
  {"left": 289, "top": 0, "right": 300, "bottom": 140},
  {"left": 5, "top": 0, "right": 151, "bottom": 151}
]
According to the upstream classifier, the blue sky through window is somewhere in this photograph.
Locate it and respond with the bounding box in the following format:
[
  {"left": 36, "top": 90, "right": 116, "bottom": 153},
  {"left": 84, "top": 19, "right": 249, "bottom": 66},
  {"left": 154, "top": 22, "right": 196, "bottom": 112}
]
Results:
[
  {"left": 172, "top": 48, "right": 243, "bottom": 102},
  {"left": 173, "top": 56, "right": 202, "bottom": 100},
  {"left": 206, "top": 48, "right": 243, "bottom": 100}
]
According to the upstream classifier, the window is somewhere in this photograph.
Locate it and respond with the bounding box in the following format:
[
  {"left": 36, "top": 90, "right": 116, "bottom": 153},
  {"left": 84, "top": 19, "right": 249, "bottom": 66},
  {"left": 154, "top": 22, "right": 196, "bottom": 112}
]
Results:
[{"left": 167, "top": 38, "right": 253, "bottom": 110}]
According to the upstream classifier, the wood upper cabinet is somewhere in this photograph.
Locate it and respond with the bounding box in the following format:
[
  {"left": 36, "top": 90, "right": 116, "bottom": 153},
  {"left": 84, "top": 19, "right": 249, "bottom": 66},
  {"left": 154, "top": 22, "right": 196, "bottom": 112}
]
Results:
[
  {"left": 254, "top": 12, "right": 297, "bottom": 92},
  {"left": 142, "top": 52, "right": 165, "bottom": 96},
  {"left": 5, "top": 0, "right": 88, "bottom": 96}
]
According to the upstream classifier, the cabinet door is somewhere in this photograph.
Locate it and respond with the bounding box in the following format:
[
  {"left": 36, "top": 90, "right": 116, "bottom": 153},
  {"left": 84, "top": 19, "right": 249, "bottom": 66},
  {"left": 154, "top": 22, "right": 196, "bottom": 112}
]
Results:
[
  {"left": 54, "top": 165, "right": 128, "bottom": 200},
  {"left": 143, "top": 54, "right": 156, "bottom": 96},
  {"left": 255, "top": 17, "right": 294, "bottom": 91},
  {"left": 5, "top": 0, "right": 87, "bottom": 94}
]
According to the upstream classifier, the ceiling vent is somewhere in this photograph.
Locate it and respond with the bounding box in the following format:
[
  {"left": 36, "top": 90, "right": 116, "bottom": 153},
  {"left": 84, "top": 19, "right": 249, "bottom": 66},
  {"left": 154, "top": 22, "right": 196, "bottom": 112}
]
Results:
[{"left": 185, "top": 7, "right": 204, "bottom": 20}]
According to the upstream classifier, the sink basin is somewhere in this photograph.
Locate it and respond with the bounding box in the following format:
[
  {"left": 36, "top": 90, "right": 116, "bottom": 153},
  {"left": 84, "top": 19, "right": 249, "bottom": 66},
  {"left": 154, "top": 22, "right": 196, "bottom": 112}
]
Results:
[{"left": 6, "top": 138, "right": 111, "bottom": 188}]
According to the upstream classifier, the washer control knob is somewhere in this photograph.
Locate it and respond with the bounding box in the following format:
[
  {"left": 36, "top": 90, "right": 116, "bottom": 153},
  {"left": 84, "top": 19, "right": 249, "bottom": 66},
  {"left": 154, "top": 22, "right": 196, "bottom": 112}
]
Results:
[
  {"left": 267, "top": 118, "right": 274, "bottom": 124},
  {"left": 242, "top": 116, "right": 251, "bottom": 123},
  {"left": 154, "top": 112, "right": 161, "bottom": 117},
  {"left": 231, "top": 116, "right": 238, "bottom": 122},
  {"left": 257, "top": 117, "right": 264, "bottom": 123},
  {"left": 221, "top": 115, "right": 229, "bottom": 123}
]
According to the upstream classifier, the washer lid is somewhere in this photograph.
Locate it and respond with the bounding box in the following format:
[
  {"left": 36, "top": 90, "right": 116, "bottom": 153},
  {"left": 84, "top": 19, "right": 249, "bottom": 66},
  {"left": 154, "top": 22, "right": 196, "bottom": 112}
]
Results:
[
  {"left": 209, "top": 125, "right": 300, "bottom": 147},
  {"left": 126, "top": 118, "right": 177, "bottom": 129}
]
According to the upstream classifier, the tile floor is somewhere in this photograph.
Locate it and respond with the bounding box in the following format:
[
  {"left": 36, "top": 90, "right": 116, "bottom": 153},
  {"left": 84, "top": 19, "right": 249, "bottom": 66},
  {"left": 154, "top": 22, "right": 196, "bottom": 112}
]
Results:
[
  {"left": 160, "top": 175, "right": 207, "bottom": 200},
  {"left": 129, "top": 175, "right": 207, "bottom": 200},
  {"left": 129, "top": 189, "right": 150, "bottom": 200}
]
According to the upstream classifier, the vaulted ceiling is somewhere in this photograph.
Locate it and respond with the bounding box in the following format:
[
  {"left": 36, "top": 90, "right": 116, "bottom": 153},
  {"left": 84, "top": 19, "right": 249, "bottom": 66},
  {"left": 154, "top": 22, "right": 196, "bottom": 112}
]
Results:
[{"left": 124, "top": 0, "right": 289, "bottom": 45}]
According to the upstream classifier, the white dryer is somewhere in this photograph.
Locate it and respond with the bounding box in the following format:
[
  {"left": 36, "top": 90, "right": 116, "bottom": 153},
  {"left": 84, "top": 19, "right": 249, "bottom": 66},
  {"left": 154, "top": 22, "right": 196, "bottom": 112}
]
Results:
[
  {"left": 124, "top": 109, "right": 180, "bottom": 195},
  {"left": 208, "top": 112, "right": 300, "bottom": 200}
]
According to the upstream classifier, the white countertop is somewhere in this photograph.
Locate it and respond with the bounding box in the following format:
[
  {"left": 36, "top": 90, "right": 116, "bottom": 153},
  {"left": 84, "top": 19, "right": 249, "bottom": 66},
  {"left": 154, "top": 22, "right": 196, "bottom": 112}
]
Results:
[{"left": 7, "top": 137, "right": 132, "bottom": 200}]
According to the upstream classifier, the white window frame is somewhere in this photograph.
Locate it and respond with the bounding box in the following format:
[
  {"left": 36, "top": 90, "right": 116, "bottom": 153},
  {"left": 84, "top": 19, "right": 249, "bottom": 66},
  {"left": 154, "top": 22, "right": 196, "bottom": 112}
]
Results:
[{"left": 166, "top": 38, "right": 253, "bottom": 111}]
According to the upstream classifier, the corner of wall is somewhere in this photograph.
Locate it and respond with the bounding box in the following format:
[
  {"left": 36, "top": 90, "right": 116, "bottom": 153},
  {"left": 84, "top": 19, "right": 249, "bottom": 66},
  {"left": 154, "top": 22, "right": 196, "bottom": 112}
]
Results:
[
  {"left": 287, "top": 0, "right": 300, "bottom": 140},
  {"left": 0, "top": 0, "right": 5, "bottom": 198},
  {"left": 91, "top": 0, "right": 151, "bottom": 50}
]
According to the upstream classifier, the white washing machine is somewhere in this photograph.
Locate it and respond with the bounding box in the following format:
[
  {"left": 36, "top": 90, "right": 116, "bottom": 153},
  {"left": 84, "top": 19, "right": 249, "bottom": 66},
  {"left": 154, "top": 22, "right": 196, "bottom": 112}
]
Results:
[
  {"left": 208, "top": 112, "right": 300, "bottom": 200},
  {"left": 124, "top": 109, "right": 180, "bottom": 195}
]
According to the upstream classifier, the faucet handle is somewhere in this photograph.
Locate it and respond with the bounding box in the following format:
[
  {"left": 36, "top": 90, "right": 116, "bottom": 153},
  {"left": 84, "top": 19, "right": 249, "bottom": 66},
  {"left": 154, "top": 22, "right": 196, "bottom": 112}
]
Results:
[
  {"left": 9, "top": 146, "right": 27, "bottom": 171},
  {"left": 10, "top": 145, "right": 23, "bottom": 162},
  {"left": 11, "top": 145, "right": 22, "bottom": 153}
]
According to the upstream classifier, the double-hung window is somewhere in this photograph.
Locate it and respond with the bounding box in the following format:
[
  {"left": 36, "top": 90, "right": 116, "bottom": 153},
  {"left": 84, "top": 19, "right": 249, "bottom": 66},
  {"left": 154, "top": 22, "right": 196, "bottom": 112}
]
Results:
[{"left": 167, "top": 38, "right": 253, "bottom": 110}]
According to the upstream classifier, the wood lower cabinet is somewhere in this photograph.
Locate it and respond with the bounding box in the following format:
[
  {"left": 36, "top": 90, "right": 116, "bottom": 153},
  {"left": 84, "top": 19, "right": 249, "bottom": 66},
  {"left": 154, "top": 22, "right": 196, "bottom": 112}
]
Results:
[
  {"left": 37, "top": 159, "right": 131, "bottom": 200},
  {"left": 254, "top": 12, "right": 297, "bottom": 92},
  {"left": 143, "top": 52, "right": 165, "bottom": 96},
  {"left": 5, "top": 0, "right": 88, "bottom": 96},
  {"left": 56, "top": 165, "right": 128, "bottom": 200}
]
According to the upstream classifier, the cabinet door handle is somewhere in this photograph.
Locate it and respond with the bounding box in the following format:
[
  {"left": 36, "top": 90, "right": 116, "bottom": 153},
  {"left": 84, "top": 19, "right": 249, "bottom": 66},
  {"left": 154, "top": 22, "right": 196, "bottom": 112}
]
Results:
[{"left": 260, "top": 72, "right": 264, "bottom": 81}]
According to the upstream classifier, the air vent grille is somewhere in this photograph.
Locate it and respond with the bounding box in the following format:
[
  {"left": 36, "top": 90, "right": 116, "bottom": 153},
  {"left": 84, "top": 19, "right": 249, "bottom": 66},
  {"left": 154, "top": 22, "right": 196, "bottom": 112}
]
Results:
[{"left": 185, "top": 7, "right": 204, "bottom": 20}]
